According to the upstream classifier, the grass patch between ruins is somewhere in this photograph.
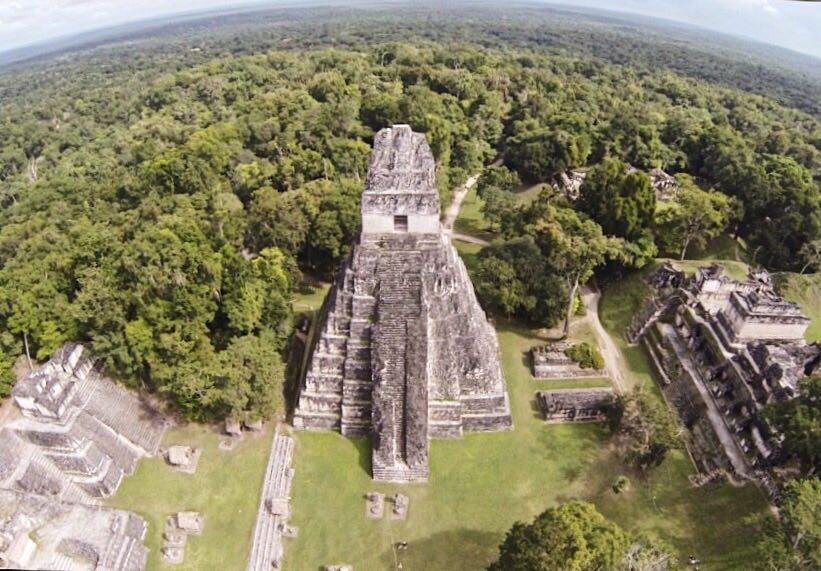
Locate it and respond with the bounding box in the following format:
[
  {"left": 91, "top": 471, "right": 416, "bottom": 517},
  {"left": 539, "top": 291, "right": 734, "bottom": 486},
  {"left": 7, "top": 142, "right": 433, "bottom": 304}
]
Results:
[
  {"left": 777, "top": 271, "right": 821, "bottom": 343},
  {"left": 107, "top": 423, "right": 274, "bottom": 570}
]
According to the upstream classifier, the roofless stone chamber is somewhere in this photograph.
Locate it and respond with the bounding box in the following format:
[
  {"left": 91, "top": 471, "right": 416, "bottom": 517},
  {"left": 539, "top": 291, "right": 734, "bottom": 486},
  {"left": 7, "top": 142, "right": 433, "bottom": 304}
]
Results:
[{"left": 294, "top": 125, "right": 512, "bottom": 482}]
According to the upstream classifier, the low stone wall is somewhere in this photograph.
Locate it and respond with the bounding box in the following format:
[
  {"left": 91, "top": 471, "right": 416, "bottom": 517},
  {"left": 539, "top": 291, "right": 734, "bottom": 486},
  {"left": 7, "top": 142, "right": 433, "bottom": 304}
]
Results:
[{"left": 535, "top": 388, "right": 615, "bottom": 423}]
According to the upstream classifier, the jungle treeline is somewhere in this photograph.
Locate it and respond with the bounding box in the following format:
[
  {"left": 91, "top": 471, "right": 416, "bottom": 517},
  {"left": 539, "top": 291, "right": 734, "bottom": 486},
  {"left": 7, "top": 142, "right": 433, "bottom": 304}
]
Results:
[{"left": 0, "top": 7, "right": 818, "bottom": 421}]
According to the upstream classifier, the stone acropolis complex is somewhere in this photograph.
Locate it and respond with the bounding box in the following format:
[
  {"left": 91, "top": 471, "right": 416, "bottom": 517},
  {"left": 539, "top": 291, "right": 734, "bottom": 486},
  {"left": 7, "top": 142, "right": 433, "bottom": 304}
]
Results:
[{"left": 294, "top": 125, "right": 512, "bottom": 482}]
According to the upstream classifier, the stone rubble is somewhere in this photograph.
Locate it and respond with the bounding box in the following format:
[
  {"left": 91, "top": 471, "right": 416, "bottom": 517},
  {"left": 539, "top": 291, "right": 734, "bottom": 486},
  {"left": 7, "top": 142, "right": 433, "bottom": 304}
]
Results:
[
  {"left": 531, "top": 342, "right": 607, "bottom": 379},
  {"left": 536, "top": 388, "right": 615, "bottom": 423},
  {"left": 365, "top": 492, "right": 385, "bottom": 519},
  {"left": 553, "top": 165, "right": 679, "bottom": 202}
]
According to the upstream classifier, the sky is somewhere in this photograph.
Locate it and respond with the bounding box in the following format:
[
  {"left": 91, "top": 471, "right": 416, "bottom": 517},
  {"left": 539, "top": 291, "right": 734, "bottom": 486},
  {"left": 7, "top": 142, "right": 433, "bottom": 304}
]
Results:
[{"left": 0, "top": 0, "right": 819, "bottom": 58}]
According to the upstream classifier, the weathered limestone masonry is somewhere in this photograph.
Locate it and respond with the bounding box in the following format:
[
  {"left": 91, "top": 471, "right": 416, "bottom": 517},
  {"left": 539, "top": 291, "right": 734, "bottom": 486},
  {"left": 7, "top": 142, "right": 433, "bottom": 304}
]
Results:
[
  {"left": 0, "top": 489, "right": 149, "bottom": 571},
  {"left": 630, "top": 264, "right": 819, "bottom": 497},
  {"left": 536, "top": 389, "right": 615, "bottom": 423},
  {"left": 0, "top": 343, "right": 167, "bottom": 569},
  {"left": 554, "top": 165, "right": 678, "bottom": 202},
  {"left": 531, "top": 342, "right": 607, "bottom": 379},
  {"left": 294, "top": 125, "right": 512, "bottom": 482}
]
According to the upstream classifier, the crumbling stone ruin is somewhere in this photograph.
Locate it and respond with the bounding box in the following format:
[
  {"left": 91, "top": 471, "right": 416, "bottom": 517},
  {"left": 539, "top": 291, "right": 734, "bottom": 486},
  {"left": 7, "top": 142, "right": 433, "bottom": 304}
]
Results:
[
  {"left": 247, "top": 431, "right": 295, "bottom": 571},
  {"left": 553, "top": 165, "right": 678, "bottom": 202},
  {"left": 0, "top": 489, "right": 148, "bottom": 570},
  {"left": 0, "top": 343, "right": 168, "bottom": 569},
  {"left": 294, "top": 125, "right": 512, "bottom": 483},
  {"left": 5, "top": 343, "right": 167, "bottom": 499},
  {"left": 390, "top": 493, "right": 409, "bottom": 520},
  {"left": 365, "top": 492, "right": 385, "bottom": 519},
  {"left": 165, "top": 445, "right": 201, "bottom": 474},
  {"left": 553, "top": 169, "right": 588, "bottom": 200},
  {"left": 536, "top": 389, "right": 615, "bottom": 423},
  {"left": 630, "top": 263, "right": 818, "bottom": 496},
  {"left": 531, "top": 342, "right": 606, "bottom": 379},
  {"left": 646, "top": 167, "right": 678, "bottom": 201}
]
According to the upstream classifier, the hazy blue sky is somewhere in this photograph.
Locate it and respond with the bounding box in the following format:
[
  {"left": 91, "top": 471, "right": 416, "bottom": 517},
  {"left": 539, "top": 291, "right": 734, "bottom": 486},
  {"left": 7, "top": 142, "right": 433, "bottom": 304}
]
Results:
[{"left": 0, "top": 1, "right": 819, "bottom": 58}]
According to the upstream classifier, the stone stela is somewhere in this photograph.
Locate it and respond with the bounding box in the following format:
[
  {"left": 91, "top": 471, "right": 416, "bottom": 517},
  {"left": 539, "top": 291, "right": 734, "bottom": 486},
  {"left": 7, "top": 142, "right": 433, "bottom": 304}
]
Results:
[{"left": 294, "top": 125, "right": 512, "bottom": 483}]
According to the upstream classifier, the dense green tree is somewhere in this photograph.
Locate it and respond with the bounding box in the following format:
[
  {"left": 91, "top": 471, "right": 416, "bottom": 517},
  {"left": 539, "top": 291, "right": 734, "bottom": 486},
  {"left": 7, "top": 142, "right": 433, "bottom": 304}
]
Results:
[
  {"left": 764, "top": 376, "right": 821, "bottom": 473},
  {"left": 215, "top": 330, "right": 286, "bottom": 419},
  {"left": 477, "top": 165, "right": 521, "bottom": 231},
  {"left": 474, "top": 237, "right": 566, "bottom": 326},
  {"left": 578, "top": 158, "right": 656, "bottom": 243},
  {"left": 609, "top": 387, "right": 680, "bottom": 471},
  {"left": 505, "top": 119, "right": 591, "bottom": 182},
  {"left": 654, "top": 175, "right": 732, "bottom": 260},
  {"left": 578, "top": 158, "right": 658, "bottom": 268},
  {"left": 754, "top": 478, "right": 821, "bottom": 571},
  {"left": 520, "top": 193, "right": 611, "bottom": 333},
  {"left": 489, "top": 501, "right": 677, "bottom": 570}
]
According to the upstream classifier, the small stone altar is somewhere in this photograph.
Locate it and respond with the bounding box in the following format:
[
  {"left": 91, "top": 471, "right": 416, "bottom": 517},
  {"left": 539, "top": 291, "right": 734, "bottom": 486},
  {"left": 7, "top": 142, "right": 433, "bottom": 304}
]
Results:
[
  {"left": 162, "top": 512, "right": 204, "bottom": 565},
  {"left": 390, "top": 493, "right": 409, "bottom": 521},
  {"left": 365, "top": 492, "right": 385, "bottom": 519},
  {"left": 165, "top": 445, "right": 201, "bottom": 474}
]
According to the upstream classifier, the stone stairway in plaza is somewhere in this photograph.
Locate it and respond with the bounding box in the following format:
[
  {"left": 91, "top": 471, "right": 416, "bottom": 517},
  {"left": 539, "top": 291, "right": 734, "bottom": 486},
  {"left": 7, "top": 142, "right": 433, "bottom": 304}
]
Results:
[{"left": 247, "top": 431, "right": 295, "bottom": 571}]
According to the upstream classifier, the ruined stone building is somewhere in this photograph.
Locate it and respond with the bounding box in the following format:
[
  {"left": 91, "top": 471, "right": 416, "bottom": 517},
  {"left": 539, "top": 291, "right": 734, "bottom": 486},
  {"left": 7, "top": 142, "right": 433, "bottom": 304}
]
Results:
[
  {"left": 630, "top": 264, "right": 818, "bottom": 495},
  {"left": 536, "top": 388, "right": 614, "bottom": 423},
  {"left": 0, "top": 344, "right": 168, "bottom": 569},
  {"left": 294, "top": 125, "right": 512, "bottom": 482},
  {"left": 553, "top": 165, "right": 679, "bottom": 202},
  {"left": 531, "top": 342, "right": 606, "bottom": 379}
]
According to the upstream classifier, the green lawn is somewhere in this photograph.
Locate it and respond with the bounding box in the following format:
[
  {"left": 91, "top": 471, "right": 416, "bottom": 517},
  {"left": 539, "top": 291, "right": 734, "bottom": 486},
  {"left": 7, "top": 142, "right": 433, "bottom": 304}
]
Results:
[
  {"left": 286, "top": 314, "right": 769, "bottom": 570},
  {"left": 453, "top": 185, "right": 494, "bottom": 240},
  {"left": 107, "top": 423, "right": 274, "bottom": 570},
  {"left": 292, "top": 280, "right": 331, "bottom": 314},
  {"left": 514, "top": 181, "right": 547, "bottom": 204},
  {"left": 777, "top": 271, "right": 821, "bottom": 343}
]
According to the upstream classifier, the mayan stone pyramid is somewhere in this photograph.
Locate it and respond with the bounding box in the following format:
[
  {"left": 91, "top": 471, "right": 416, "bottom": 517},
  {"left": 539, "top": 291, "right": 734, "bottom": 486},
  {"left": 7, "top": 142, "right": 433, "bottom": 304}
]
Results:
[{"left": 294, "top": 125, "right": 512, "bottom": 482}]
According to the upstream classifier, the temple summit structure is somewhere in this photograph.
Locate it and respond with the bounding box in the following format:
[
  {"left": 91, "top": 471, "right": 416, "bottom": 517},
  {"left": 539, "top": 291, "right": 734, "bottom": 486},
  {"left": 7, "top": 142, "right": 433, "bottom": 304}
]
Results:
[{"left": 294, "top": 125, "right": 512, "bottom": 482}]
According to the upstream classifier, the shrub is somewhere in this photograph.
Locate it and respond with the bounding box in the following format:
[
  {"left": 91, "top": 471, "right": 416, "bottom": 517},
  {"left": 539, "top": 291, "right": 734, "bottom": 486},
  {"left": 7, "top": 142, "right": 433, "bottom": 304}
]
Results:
[{"left": 564, "top": 342, "right": 605, "bottom": 370}]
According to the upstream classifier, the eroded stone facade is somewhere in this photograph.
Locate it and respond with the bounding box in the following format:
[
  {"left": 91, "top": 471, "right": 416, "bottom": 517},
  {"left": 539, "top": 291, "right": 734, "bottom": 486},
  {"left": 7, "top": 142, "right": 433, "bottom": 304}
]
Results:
[
  {"left": 0, "top": 344, "right": 167, "bottom": 569},
  {"left": 293, "top": 125, "right": 512, "bottom": 482},
  {"left": 631, "top": 263, "right": 818, "bottom": 496}
]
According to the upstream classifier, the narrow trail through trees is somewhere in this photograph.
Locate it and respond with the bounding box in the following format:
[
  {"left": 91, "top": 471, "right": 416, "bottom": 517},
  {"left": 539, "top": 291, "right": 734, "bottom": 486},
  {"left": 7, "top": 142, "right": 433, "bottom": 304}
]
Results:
[{"left": 442, "top": 173, "right": 480, "bottom": 231}]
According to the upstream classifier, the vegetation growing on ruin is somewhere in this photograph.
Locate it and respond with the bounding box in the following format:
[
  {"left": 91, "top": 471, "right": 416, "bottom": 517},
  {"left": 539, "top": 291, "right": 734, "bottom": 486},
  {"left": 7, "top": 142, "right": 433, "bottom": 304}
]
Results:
[{"left": 564, "top": 342, "right": 605, "bottom": 370}]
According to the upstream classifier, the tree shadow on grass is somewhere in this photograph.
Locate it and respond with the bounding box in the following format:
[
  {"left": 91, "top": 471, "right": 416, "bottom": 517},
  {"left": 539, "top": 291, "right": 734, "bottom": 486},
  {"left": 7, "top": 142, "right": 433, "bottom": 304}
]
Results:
[{"left": 379, "top": 528, "right": 503, "bottom": 570}]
